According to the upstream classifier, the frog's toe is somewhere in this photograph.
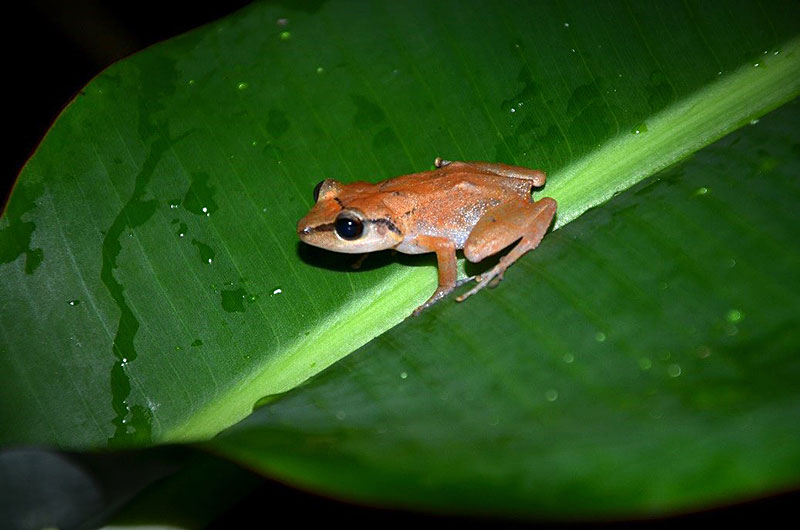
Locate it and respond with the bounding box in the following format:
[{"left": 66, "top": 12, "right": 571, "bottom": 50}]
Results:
[
  {"left": 454, "top": 275, "right": 476, "bottom": 288},
  {"left": 456, "top": 265, "right": 508, "bottom": 301},
  {"left": 413, "top": 286, "right": 456, "bottom": 316},
  {"left": 456, "top": 276, "right": 491, "bottom": 301}
]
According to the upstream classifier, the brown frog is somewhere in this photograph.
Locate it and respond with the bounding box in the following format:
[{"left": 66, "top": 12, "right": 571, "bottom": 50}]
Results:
[{"left": 297, "top": 158, "right": 557, "bottom": 315}]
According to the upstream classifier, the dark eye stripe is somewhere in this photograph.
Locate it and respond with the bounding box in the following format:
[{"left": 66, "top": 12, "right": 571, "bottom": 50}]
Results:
[
  {"left": 306, "top": 218, "right": 400, "bottom": 235},
  {"left": 305, "top": 222, "right": 335, "bottom": 233},
  {"left": 368, "top": 218, "right": 401, "bottom": 235}
]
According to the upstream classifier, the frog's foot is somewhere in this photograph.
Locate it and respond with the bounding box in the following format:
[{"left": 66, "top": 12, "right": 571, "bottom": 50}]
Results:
[
  {"left": 412, "top": 286, "right": 453, "bottom": 317},
  {"left": 412, "top": 275, "right": 477, "bottom": 316},
  {"left": 455, "top": 262, "right": 507, "bottom": 302}
]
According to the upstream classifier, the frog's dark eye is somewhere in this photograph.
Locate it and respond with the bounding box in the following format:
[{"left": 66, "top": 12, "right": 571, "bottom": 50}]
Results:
[
  {"left": 312, "top": 180, "right": 325, "bottom": 202},
  {"left": 335, "top": 213, "right": 364, "bottom": 240}
]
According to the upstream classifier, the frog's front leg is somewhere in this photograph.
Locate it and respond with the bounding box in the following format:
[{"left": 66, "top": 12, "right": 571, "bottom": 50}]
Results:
[
  {"left": 458, "top": 197, "right": 557, "bottom": 302},
  {"left": 411, "top": 234, "right": 460, "bottom": 316}
]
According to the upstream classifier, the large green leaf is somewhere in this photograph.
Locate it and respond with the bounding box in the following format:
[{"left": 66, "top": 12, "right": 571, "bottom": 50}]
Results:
[
  {"left": 210, "top": 100, "right": 800, "bottom": 518},
  {"left": 1, "top": 0, "right": 798, "bottom": 453}
]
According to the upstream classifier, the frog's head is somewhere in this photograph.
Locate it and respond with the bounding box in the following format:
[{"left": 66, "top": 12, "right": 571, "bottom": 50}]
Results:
[{"left": 297, "top": 179, "right": 403, "bottom": 254}]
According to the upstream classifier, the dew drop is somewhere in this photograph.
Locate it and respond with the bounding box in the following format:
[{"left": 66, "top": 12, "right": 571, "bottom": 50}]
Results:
[
  {"left": 271, "top": 287, "right": 283, "bottom": 296},
  {"left": 630, "top": 122, "right": 648, "bottom": 135},
  {"left": 749, "top": 118, "right": 760, "bottom": 125},
  {"left": 280, "top": 31, "right": 291, "bottom": 41},
  {"left": 276, "top": 17, "right": 289, "bottom": 26},
  {"left": 563, "top": 22, "right": 570, "bottom": 27},
  {"left": 316, "top": 66, "right": 324, "bottom": 74},
  {"left": 400, "top": 371, "right": 408, "bottom": 380},
  {"left": 335, "top": 410, "right": 346, "bottom": 420},
  {"left": 237, "top": 82, "right": 249, "bottom": 90},
  {"left": 667, "top": 364, "right": 682, "bottom": 377},
  {"left": 726, "top": 309, "right": 743, "bottom": 323},
  {"left": 595, "top": 331, "right": 606, "bottom": 342},
  {"left": 68, "top": 299, "right": 80, "bottom": 306},
  {"left": 545, "top": 389, "right": 559, "bottom": 402},
  {"left": 693, "top": 186, "right": 709, "bottom": 196},
  {"left": 562, "top": 353, "right": 574, "bottom": 363},
  {"left": 638, "top": 357, "right": 652, "bottom": 370}
]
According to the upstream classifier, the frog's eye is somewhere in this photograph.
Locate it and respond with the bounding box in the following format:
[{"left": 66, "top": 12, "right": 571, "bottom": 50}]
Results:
[
  {"left": 335, "top": 213, "right": 364, "bottom": 240},
  {"left": 312, "top": 180, "right": 325, "bottom": 202}
]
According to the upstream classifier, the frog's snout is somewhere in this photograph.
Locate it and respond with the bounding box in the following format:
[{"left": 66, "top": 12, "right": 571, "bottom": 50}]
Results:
[{"left": 296, "top": 216, "right": 308, "bottom": 234}]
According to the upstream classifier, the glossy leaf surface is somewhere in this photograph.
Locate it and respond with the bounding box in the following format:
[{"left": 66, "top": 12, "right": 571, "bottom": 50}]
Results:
[
  {"left": 0, "top": 0, "right": 798, "bottom": 454},
  {"left": 211, "top": 101, "right": 800, "bottom": 517}
]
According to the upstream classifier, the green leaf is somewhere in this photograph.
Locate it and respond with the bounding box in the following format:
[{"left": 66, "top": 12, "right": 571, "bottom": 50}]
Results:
[
  {"left": 210, "top": 100, "right": 800, "bottom": 518},
  {"left": 1, "top": 0, "right": 799, "bottom": 452}
]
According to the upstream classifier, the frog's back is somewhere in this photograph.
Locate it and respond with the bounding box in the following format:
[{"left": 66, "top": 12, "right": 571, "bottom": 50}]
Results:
[{"left": 394, "top": 170, "right": 530, "bottom": 250}]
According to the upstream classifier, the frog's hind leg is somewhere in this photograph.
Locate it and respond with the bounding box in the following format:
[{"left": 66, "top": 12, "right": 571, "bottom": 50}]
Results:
[
  {"left": 434, "top": 158, "right": 546, "bottom": 187},
  {"left": 458, "top": 197, "right": 557, "bottom": 302}
]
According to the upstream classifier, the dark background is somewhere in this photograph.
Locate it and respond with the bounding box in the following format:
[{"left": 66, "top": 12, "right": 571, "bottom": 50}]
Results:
[
  {"left": 5, "top": 0, "right": 252, "bottom": 207},
  {"left": 4, "top": 0, "right": 796, "bottom": 527}
]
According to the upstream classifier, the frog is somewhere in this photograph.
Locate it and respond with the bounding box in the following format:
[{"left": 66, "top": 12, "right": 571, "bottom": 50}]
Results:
[{"left": 297, "top": 157, "right": 557, "bottom": 316}]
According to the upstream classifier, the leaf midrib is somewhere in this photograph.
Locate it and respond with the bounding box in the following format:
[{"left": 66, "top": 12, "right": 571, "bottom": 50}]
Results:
[{"left": 169, "top": 36, "right": 800, "bottom": 443}]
